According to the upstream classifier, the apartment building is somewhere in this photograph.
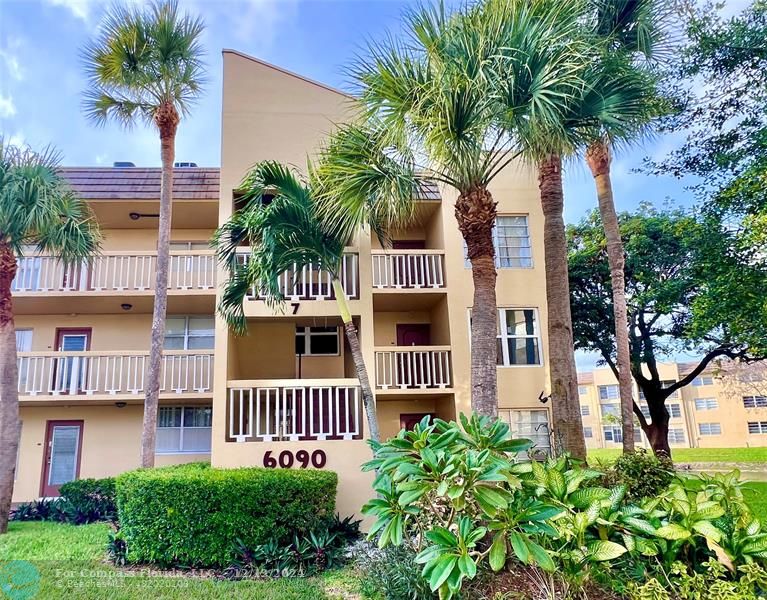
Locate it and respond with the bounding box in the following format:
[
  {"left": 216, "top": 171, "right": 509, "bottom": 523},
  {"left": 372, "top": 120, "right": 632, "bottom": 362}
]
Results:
[
  {"left": 11, "top": 50, "right": 553, "bottom": 517},
  {"left": 579, "top": 362, "right": 767, "bottom": 450}
]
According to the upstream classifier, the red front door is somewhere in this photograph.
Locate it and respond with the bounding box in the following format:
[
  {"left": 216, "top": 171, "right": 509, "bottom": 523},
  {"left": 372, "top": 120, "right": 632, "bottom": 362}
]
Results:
[
  {"left": 400, "top": 413, "right": 433, "bottom": 431},
  {"left": 41, "top": 420, "right": 83, "bottom": 497},
  {"left": 392, "top": 240, "right": 426, "bottom": 250}
]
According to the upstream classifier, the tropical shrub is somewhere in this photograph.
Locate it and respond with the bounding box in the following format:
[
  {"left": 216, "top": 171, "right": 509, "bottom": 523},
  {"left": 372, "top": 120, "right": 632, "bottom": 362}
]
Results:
[
  {"left": 115, "top": 462, "right": 337, "bottom": 567},
  {"left": 628, "top": 561, "right": 767, "bottom": 600},
  {"left": 355, "top": 541, "right": 435, "bottom": 600},
  {"left": 600, "top": 449, "right": 675, "bottom": 501},
  {"left": 362, "top": 414, "right": 564, "bottom": 599}
]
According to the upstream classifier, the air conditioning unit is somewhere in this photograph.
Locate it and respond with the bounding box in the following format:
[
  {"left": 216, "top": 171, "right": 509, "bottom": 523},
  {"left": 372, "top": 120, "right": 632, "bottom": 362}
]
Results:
[
  {"left": 113, "top": 161, "right": 135, "bottom": 167},
  {"left": 174, "top": 161, "right": 198, "bottom": 168}
]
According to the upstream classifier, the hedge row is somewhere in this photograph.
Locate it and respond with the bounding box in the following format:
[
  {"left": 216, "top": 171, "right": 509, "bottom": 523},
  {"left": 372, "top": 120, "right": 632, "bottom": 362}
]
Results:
[{"left": 115, "top": 462, "right": 338, "bottom": 567}]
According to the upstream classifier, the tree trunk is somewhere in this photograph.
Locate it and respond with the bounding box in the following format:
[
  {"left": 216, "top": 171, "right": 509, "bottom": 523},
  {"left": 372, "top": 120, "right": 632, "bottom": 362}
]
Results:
[
  {"left": 454, "top": 185, "right": 498, "bottom": 418},
  {"left": 333, "top": 279, "right": 379, "bottom": 442},
  {"left": 586, "top": 139, "right": 635, "bottom": 454},
  {"left": 640, "top": 389, "right": 673, "bottom": 458},
  {"left": 0, "top": 243, "right": 20, "bottom": 533},
  {"left": 142, "top": 104, "right": 179, "bottom": 468},
  {"left": 537, "top": 154, "right": 587, "bottom": 460}
]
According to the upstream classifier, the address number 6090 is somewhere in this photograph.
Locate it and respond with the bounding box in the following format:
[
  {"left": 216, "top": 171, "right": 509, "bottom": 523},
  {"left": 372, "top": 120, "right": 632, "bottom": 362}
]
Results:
[{"left": 262, "top": 449, "right": 327, "bottom": 469}]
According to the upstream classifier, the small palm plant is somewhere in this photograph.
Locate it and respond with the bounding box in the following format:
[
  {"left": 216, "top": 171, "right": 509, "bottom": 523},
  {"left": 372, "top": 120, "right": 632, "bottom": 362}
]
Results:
[
  {"left": 0, "top": 140, "right": 101, "bottom": 534},
  {"left": 215, "top": 148, "right": 415, "bottom": 442},
  {"left": 82, "top": 0, "right": 206, "bottom": 466}
]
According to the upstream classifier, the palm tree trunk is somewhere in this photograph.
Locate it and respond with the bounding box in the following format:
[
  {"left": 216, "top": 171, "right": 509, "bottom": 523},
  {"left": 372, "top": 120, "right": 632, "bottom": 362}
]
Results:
[
  {"left": 586, "top": 139, "right": 635, "bottom": 454},
  {"left": 332, "top": 279, "right": 379, "bottom": 442},
  {"left": 537, "top": 154, "right": 587, "bottom": 460},
  {"left": 142, "top": 104, "right": 179, "bottom": 468},
  {"left": 455, "top": 185, "right": 498, "bottom": 418},
  {"left": 0, "top": 243, "right": 20, "bottom": 533}
]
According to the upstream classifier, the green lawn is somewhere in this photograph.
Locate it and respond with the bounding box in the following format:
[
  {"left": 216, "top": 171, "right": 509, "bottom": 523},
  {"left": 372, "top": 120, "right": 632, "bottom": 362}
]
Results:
[
  {"left": 744, "top": 482, "right": 767, "bottom": 521},
  {"left": 0, "top": 522, "right": 362, "bottom": 600},
  {"left": 588, "top": 447, "right": 767, "bottom": 464}
]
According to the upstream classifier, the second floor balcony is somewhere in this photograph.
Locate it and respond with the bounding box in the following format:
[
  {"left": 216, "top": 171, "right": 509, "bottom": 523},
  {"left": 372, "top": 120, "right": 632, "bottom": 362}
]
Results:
[
  {"left": 372, "top": 250, "right": 446, "bottom": 290},
  {"left": 17, "top": 350, "right": 213, "bottom": 400},
  {"left": 12, "top": 251, "right": 216, "bottom": 295}
]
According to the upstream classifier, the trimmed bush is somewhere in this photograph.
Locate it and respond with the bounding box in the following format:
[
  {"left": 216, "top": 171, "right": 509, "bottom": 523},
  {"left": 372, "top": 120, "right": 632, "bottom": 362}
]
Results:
[
  {"left": 60, "top": 477, "right": 116, "bottom": 519},
  {"left": 599, "top": 449, "right": 675, "bottom": 501},
  {"left": 116, "top": 462, "right": 337, "bottom": 567}
]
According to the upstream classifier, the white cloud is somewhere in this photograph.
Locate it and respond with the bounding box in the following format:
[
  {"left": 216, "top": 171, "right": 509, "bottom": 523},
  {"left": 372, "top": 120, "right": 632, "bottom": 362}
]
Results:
[
  {"left": 0, "top": 37, "right": 25, "bottom": 81},
  {"left": 44, "top": 0, "right": 94, "bottom": 21},
  {"left": 0, "top": 95, "right": 16, "bottom": 119}
]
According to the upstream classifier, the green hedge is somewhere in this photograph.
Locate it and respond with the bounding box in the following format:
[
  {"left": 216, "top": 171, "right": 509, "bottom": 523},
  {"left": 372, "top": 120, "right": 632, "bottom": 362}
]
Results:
[{"left": 115, "top": 462, "right": 338, "bottom": 567}]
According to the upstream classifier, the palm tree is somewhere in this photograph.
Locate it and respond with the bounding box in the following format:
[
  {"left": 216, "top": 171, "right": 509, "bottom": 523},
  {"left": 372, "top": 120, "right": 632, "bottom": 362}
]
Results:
[
  {"left": 327, "top": 0, "right": 589, "bottom": 419},
  {"left": 215, "top": 147, "right": 415, "bottom": 443},
  {"left": 584, "top": 0, "right": 669, "bottom": 453},
  {"left": 0, "top": 140, "right": 101, "bottom": 533},
  {"left": 82, "top": 0, "right": 205, "bottom": 467}
]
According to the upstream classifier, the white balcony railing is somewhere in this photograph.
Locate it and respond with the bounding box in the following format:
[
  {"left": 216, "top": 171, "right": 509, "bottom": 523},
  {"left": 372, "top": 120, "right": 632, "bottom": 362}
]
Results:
[
  {"left": 372, "top": 251, "right": 445, "bottom": 289},
  {"left": 12, "top": 251, "right": 216, "bottom": 293},
  {"left": 236, "top": 250, "right": 359, "bottom": 301},
  {"left": 228, "top": 379, "right": 362, "bottom": 442},
  {"left": 17, "top": 350, "right": 213, "bottom": 397},
  {"left": 375, "top": 346, "right": 452, "bottom": 390}
]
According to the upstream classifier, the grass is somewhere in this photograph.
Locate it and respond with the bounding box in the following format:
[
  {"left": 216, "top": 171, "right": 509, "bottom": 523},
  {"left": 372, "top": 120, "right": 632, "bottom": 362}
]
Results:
[
  {"left": 588, "top": 447, "right": 767, "bottom": 464},
  {"left": 0, "top": 522, "right": 362, "bottom": 599},
  {"left": 744, "top": 482, "right": 767, "bottom": 521}
]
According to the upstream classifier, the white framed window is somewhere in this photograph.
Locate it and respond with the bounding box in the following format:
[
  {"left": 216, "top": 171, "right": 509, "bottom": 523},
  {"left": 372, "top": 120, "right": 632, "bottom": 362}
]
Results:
[
  {"left": 661, "top": 380, "right": 679, "bottom": 399},
  {"left": 295, "top": 326, "right": 340, "bottom": 356},
  {"left": 743, "top": 396, "right": 767, "bottom": 409},
  {"left": 747, "top": 422, "right": 767, "bottom": 435},
  {"left": 578, "top": 385, "right": 588, "bottom": 396},
  {"left": 668, "top": 429, "right": 686, "bottom": 444},
  {"left": 580, "top": 404, "right": 590, "bottom": 416},
  {"left": 464, "top": 215, "right": 532, "bottom": 268},
  {"left": 601, "top": 403, "right": 620, "bottom": 418},
  {"left": 496, "top": 308, "right": 541, "bottom": 366},
  {"left": 638, "top": 402, "right": 651, "bottom": 420},
  {"left": 583, "top": 426, "right": 593, "bottom": 438},
  {"left": 668, "top": 403, "right": 681, "bottom": 418},
  {"left": 169, "top": 241, "right": 210, "bottom": 251},
  {"left": 15, "top": 329, "right": 32, "bottom": 352},
  {"left": 699, "top": 422, "right": 722, "bottom": 436},
  {"left": 157, "top": 406, "right": 212, "bottom": 453},
  {"left": 692, "top": 375, "right": 714, "bottom": 387},
  {"left": 695, "top": 398, "right": 718, "bottom": 411},
  {"left": 164, "top": 316, "right": 215, "bottom": 350},
  {"left": 499, "top": 409, "right": 550, "bottom": 455},
  {"left": 603, "top": 426, "right": 622, "bottom": 443},
  {"left": 599, "top": 385, "right": 619, "bottom": 401}
]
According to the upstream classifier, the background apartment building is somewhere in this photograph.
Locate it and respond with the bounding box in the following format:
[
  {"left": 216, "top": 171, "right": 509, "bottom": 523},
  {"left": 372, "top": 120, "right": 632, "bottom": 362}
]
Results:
[
  {"left": 579, "top": 362, "right": 767, "bottom": 450},
  {"left": 12, "top": 50, "right": 553, "bottom": 517}
]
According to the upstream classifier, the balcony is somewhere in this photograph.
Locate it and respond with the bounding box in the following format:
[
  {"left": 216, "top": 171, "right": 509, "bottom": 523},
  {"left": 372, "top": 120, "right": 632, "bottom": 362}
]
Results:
[
  {"left": 227, "top": 379, "right": 362, "bottom": 442},
  {"left": 237, "top": 251, "right": 358, "bottom": 302},
  {"left": 17, "top": 350, "right": 213, "bottom": 400},
  {"left": 372, "top": 250, "right": 445, "bottom": 290},
  {"left": 13, "top": 251, "right": 216, "bottom": 294},
  {"left": 375, "top": 346, "right": 452, "bottom": 391}
]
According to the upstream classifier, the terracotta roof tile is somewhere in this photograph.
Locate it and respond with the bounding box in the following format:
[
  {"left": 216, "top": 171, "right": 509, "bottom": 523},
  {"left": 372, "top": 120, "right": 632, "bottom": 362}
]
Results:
[{"left": 59, "top": 167, "right": 220, "bottom": 201}]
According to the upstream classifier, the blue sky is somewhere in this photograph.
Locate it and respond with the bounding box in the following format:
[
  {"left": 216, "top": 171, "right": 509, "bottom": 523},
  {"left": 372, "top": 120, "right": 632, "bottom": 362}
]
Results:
[{"left": 0, "top": 0, "right": 699, "bottom": 226}]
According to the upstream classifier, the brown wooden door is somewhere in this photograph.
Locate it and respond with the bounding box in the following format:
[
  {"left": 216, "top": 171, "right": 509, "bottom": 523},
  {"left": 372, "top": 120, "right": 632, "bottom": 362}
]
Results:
[
  {"left": 400, "top": 413, "right": 433, "bottom": 431},
  {"left": 41, "top": 420, "right": 83, "bottom": 497},
  {"left": 396, "top": 324, "right": 431, "bottom": 346}
]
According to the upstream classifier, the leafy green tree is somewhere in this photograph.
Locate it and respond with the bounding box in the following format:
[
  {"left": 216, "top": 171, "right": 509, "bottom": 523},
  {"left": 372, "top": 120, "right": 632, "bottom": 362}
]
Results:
[
  {"left": 82, "top": 0, "right": 205, "bottom": 467},
  {"left": 648, "top": 0, "right": 767, "bottom": 253},
  {"left": 569, "top": 207, "right": 767, "bottom": 456},
  {"left": 332, "top": 0, "right": 591, "bottom": 430},
  {"left": 0, "top": 141, "right": 101, "bottom": 534}
]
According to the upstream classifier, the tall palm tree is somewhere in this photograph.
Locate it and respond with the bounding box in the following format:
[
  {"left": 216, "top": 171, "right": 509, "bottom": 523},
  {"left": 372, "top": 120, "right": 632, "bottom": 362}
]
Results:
[
  {"left": 326, "top": 0, "right": 589, "bottom": 420},
  {"left": 0, "top": 140, "right": 101, "bottom": 533},
  {"left": 584, "top": 0, "right": 669, "bottom": 453},
  {"left": 82, "top": 0, "right": 205, "bottom": 467},
  {"left": 215, "top": 147, "right": 415, "bottom": 443}
]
